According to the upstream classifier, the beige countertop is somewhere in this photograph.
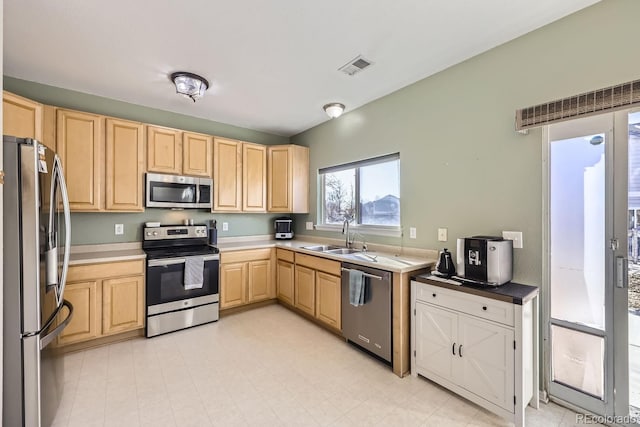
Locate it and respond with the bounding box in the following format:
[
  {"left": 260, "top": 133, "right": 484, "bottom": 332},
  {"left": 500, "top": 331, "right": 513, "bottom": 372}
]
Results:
[
  {"left": 69, "top": 236, "right": 437, "bottom": 273},
  {"left": 69, "top": 242, "right": 146, "bottom": 266},
  {"left": 217, "top": 236, "right": 437, "bottom": 274}
]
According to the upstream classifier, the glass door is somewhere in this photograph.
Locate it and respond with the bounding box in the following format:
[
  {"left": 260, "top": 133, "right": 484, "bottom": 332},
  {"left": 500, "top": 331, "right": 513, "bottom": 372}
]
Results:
[
  {"left": 546, "top": 111, "right": 639, "bottom": 425},
  {"left": 546, "top": 113, "right": 614, "bottom": 416}
]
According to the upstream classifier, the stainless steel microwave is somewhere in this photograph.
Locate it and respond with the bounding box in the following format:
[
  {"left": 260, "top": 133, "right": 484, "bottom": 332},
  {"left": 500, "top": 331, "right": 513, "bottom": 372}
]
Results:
[{"left": 145, "top": 173, "right": 212, "bottom": 209}]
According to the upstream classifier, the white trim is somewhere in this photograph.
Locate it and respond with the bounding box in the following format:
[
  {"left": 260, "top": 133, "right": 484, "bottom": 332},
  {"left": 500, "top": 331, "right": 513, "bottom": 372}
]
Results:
[{"left": 313, "top": 224, "right": 402, "bottom": 237}]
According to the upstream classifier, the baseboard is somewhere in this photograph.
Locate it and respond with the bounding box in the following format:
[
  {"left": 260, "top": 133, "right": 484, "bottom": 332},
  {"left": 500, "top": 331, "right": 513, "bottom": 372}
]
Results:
[{"left": 56, "top": 328, "right": 144, "bottom": 354}]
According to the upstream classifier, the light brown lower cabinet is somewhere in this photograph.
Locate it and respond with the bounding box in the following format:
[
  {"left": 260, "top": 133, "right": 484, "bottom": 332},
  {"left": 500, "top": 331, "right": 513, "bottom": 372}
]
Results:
[
  {"left": 220, "top": 248, "right": 275, "bottom": 309},
  {"left": 294, "top": 265, "right": 316, "bottom": 316},
  {"left": 276, "top": 249, "right": 295, "bottom": 305},
  {"left": 291, "top": 253, "right": 342, "bottom": 330},
  {"left": 58, "top": 260, "right": 145, "bottom": 346}
]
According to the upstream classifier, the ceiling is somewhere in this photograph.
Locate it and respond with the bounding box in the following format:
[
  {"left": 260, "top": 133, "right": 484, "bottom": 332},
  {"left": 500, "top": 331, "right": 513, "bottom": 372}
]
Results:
[{"left": 4, "top": 0, "right": 600, "bottom": 137}]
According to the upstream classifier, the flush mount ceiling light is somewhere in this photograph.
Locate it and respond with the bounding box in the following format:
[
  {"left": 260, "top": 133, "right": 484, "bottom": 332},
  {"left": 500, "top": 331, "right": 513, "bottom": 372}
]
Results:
[
  {"left": 170, "top": 72, "right": 209, "bottom": 102},
  {"left": 323, "top": 103, "right": 345, "bottom": 119}
]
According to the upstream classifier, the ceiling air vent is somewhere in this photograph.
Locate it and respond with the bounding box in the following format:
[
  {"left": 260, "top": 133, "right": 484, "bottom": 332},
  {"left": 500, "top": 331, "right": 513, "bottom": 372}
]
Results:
[{"left": 338, "top": 55, "right": 373, "bottom": 76}]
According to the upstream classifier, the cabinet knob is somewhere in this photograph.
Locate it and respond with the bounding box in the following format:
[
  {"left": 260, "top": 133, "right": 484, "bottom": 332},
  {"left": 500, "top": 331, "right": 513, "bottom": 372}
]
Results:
[
  {"left": 432, "top": 293, "right": 436, "bottom": 298},
  {"left": 482, "top": 306, "right": 487, "bottom": 311}
]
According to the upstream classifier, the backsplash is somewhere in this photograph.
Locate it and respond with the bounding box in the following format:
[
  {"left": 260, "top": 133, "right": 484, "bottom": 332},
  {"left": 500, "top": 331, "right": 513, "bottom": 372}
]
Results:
[{"left": 70, "top": 211, "right": 288, "bottom": 245}]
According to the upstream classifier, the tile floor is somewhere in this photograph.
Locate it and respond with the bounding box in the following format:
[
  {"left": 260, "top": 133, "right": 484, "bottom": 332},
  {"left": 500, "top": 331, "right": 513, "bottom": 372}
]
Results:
[{"left": 53, "top": 304, "right": 595, "bottom": 427}]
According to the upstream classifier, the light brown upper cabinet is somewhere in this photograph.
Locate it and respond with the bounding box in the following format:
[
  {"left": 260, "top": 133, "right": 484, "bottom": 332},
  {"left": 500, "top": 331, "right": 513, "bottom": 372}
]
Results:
[
  {"left": 105, "top": 118, "right": 145, "bottom": 211},
  {"left": 57, "top": 109, "right": 104, "bottom": 211},
  {"left": 147, "top": 125, "right": 183, "bottom": 174},
  {"left": 267, "top": 145, "right": 309, "bottom": 213},
  {"left": 213, "top": 137, "right": 242, "bottom": 211},
  {"left": 242, "top": 142, "right": 267, "bottom": 212},
  {"left": 3, "top": 91, "right": 43, "bottom": 142},
  {"left": 183, "top": 132, "right": 213, "bottom": 177}
]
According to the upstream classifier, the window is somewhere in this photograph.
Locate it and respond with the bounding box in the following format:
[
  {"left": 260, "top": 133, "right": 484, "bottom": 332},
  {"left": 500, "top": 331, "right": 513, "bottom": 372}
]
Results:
[{"left": 319, "top": 153, "right": 400, "bottom": 234}]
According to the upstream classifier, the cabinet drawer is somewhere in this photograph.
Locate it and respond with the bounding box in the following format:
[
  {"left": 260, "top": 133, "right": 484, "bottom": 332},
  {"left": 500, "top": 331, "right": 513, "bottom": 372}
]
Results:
[
  {"left": 67, "top": 260, "right": 145, "bottom": 282},
  {"left": 295, "top": 253, "right": 341, "bottom": 276},
  {"left": 414, "top": 282, "right": 514, "bottom": 326},
  {"left": 221, "top": 248, "right": 272, "bottom": 264},
  {"left": 276, "top": 248, "right": 295, "bottom": 263}
]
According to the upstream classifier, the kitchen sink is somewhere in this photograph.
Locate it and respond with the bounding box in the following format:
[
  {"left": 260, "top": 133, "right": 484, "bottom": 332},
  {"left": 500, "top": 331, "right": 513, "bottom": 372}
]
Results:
[
  {"left": 301, "top": 245, "right": 343, "bottom": 252},
  {"left": 324, "top": 248, "right": 361, "bottom": 255}
]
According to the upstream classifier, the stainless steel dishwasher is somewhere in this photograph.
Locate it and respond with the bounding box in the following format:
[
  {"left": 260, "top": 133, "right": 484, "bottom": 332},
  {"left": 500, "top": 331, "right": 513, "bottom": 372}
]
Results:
[{"left": 341, "top": 262, "right": 392, "bottom": 364}]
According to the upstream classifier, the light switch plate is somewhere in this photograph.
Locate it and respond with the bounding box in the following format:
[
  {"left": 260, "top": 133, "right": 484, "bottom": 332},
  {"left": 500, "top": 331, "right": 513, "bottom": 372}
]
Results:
[
  {"left": 438, "top": 228, "right": 448, "bottom": 242},
  {"left": 409, "top": 227, "right": 417, "bottom": 239},
  {"left": 306, "top": 222, "right": 314, "bottom": 230},
  {"left": 222, "top": 222, "right": 229, "bottom": 231},
  {"left": 115, "top": 224, "right": 124, "bottom": 235},
  {"left": 502, "top": 231, "right": 523, "bottom": 249}
]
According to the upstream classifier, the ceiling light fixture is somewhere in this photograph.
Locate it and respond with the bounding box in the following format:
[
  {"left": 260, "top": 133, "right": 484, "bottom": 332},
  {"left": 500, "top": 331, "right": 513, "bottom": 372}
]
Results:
[
  {"left": 170, "top": 72, "right": 209, "bottom": 102},
  {"left": 323, "top": 103, "right": 345, "bottom": 119}
]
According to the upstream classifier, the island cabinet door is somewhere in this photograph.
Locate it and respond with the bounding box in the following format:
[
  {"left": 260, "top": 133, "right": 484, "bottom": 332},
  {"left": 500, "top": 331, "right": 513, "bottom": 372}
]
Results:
[
  {"left": 294, "top": 265, "right": 315, "bottom": 316},
  {"left": 414, "top": 302, "right": 457, "bottom": 382},
  {"left": 456, "top": 313, "right": 515, "bottom": 411}
]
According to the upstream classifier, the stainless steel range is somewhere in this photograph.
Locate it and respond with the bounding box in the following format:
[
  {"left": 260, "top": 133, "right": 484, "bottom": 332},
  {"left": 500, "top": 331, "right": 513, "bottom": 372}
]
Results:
[{"left": 143, "top": 225, "right": 220, "bottom": 337}]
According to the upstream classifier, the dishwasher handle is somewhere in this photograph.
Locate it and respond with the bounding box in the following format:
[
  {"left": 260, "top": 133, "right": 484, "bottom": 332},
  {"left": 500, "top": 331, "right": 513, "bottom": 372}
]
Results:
[{"left": 341, "top": 267, "right": 383, "bottom": 281}]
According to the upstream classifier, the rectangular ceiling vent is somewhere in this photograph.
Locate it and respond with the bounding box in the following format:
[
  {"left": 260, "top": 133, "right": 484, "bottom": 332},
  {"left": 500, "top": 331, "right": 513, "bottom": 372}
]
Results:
[{"left": 338, "top": 55, "right": 373, "bottom": 76}]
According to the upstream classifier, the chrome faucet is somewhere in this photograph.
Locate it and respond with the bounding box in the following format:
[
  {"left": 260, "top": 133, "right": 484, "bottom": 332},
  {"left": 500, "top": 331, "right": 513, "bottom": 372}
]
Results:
[{"left": 342, "top": 217, "right": 353, "bottom": 248}]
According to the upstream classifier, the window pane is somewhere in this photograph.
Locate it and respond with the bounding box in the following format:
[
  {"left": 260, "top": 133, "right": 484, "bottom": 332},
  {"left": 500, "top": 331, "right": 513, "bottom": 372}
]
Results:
[
  {"left": 549, "top": 134, "right": 605, "bottom": 330},
  {"left": 359, "top": 160, "right": 400, "bottom": 226},
  {"left": 551, "top": 325, "right": 604, "bottom": 399},
  {"left": 323, "top": 169, "right": 355, "bottom": 224}
]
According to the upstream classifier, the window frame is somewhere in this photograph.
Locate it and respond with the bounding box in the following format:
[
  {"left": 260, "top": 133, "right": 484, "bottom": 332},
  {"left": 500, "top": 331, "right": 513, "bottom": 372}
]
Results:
[{"left": 316, "top": 153, "right": 401, "bottom": 237}]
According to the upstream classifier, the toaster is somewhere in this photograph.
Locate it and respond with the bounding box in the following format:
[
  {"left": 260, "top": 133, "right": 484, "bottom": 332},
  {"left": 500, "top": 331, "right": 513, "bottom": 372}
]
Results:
[{"left": 456, "top": 236, "right": 513, "bottom": 285}]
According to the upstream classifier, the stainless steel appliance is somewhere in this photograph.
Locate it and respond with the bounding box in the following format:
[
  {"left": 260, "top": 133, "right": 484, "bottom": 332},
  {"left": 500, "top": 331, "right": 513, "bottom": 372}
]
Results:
[
  {"left": 3, "top": 136, "right": 74, "bottom": 427},
  {"left": 145, "top": 172, "right": 212, "bottom": 209},
  {"left": 274, "top": 217, "right": 293, "bottom": 239},
  {"left": 434, "top": 248, "right": 456, "bottom": 278},
  {"left": 456, "top": 236, "right": 513, "bottom": 285},
  {"left": 341, "top": 262, "right": 392, "bottom": 364},
  {"left": 143, "top": 225, "right": 220, "bottom": 337}
]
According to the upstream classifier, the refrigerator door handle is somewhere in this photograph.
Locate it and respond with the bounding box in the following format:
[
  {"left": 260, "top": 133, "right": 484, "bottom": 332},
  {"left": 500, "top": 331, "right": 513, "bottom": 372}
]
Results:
[
  {"left": 46, "top": 155, "right": 72, "bottom": 307},
  {"left": 39, "top": 300, "right": 74, "bottom": 350}
]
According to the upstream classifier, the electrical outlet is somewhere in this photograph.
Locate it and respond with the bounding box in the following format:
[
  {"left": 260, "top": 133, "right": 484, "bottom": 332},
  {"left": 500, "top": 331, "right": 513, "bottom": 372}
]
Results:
[
  {"left": 438, "top": 228, "right": 448, "bottom": 242},
  {"left": 306, "top": 222, "right": 314, "bottom": 230},
  {"left": 115, "top": 224, "right": 124, "bottom": 235},
  {"left": 409, "top": 227, "right": 417, "bottom": 239},
  {"left": 502, "top": 231, "right": 523, "bottom": 249},
  {"left": 222, "top": 222, "right": 229, "bottom": 231}
]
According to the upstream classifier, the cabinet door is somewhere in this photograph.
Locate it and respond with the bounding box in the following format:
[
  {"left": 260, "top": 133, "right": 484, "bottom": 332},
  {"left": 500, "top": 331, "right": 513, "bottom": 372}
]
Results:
[
  {"left": 183, "top": 132, "right": 212, "bottom": 177},
  {"left": 315, "top": 272, "right": 341, "bottom": 330},
  {"left": 294, "top": 265, "right": 315, "bottom": 316},
  {"left": 105, "top": 118, "right": 145, "bottom": 211},
  {"left": 248, "top": 259, "right": 272, "bottom": 302},
  {"left": 276, "top": 260, "right": 294, "bottom": 305},
  {"left": 414, "top": 302, "right": 458, "bottom": 381},
  {"left": 3, "top": 91, "right": 43, "bottom": 141},
  {"left": 147, "top": 125, "right": 182, "bottom": 174},
  {"left": 57, "top": 109, "right": 103, "bottom": 211},
  {"left": 102, "top": 275, "right": 145, "bottom": 335},
  {"left": 457, "top": 313, "right": 515, "bottom": 411},
  {"left": 220, "top": 262, "right": 247, "bottom": 309},
  {"left": 267, "top": 145, "right": 291, "bottom": 212},
  {"left": 242, "top": 142, "right": 267, "bottom": 211},
  {"left": 58, "top": 281, "right": 101, "bottom": 345},
  {"left": 213, "top": 138, "right": 242, "bottom": 211}
]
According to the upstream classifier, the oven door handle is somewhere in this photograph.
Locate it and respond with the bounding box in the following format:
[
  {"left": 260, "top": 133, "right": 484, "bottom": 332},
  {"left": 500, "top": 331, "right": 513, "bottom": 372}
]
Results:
[{"left": 148, "top": 254, "right": 220, "bottom": 267}]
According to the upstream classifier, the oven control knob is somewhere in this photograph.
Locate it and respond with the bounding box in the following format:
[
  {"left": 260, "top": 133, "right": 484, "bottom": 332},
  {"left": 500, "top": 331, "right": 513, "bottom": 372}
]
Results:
[
  {"left": 152, "top": 231, "right": 158, "bottom": 236},
  {"left": 146, "top": 231, "right": 151, "bottom": 236}
]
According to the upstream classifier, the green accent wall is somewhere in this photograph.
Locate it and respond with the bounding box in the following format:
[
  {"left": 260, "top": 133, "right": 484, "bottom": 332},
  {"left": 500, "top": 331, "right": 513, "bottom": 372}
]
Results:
[
  {"left": 291, "top": 0, "right": 640, "bottom": 285},
  {"left": 3, "top": 77, "right": 290, "bottom": 245}
]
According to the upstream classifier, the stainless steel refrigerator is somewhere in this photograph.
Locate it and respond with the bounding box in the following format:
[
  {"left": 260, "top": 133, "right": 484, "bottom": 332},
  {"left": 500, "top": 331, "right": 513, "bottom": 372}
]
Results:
[{"left": 3, "top": 136, "right": 74, "bottom": 427}]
